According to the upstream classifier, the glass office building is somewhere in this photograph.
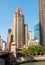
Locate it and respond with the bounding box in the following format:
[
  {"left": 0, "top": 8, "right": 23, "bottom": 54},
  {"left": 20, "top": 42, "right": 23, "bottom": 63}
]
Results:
[{"left": 34, "top": 24, "right": 40, "bottom": 40}]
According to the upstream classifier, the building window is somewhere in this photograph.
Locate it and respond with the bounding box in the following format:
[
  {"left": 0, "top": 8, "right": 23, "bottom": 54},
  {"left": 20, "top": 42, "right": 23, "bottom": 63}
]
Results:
[
  {"left": 44, "top": 4, "right": 45, "bottom": 11},
  {"left": 11, "top": 35, "right": 13, "bottom": 42}
]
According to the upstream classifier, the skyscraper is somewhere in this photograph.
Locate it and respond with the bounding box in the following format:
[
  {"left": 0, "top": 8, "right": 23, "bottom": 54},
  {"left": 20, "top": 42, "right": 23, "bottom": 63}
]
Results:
[
  {"left": 28, "top": 31, "right": 32, "bottom": 46},
  {"left": 13, "top": 8, "right": 25, "bottom": 49},
  {"left": 39, "top": 0, "right": 45, "bottom": 45},
  {"left": 34, "top": 24, "right": 40, "bottom": 40},
  {"left": 24, "top": 24, "right": 28, "bottom": 48},
  {"left": 28, "top": 31, "right": 32, "bottom": 41},
  {"left": 7, "top": 7, "right": 28, "bottom": 57}
]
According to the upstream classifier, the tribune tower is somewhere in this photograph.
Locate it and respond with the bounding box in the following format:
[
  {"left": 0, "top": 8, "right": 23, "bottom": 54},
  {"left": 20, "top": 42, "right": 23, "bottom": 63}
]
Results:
[
  {"left": 12, "top": 8, "right": 25, "bottom": 49},
  {"left": 7, "top": 7, "right": 28, "bottom": 57}
]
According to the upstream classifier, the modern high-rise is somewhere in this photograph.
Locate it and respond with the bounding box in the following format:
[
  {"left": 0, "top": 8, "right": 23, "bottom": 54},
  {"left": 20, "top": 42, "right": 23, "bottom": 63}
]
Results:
[
  {"left": 39, "top": 0, "right": 45, "bottom": 45},
  {"left": 34, "top": 24, "right": 40, "bottom": 40}
]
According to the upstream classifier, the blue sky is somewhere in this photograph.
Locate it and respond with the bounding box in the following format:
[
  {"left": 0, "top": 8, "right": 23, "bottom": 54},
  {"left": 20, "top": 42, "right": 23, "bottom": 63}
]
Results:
[{"left": 0, "top": 0, "right": 39, "bottom": 41}]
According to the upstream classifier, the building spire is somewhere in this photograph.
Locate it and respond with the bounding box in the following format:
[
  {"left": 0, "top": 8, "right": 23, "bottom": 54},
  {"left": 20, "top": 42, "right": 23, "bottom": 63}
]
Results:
[
  {"left": 16, "top": 7, "right": 22, "bottom": 11},
  {"left": 15, "top": 7, "right": 24, "bottom": 15}
]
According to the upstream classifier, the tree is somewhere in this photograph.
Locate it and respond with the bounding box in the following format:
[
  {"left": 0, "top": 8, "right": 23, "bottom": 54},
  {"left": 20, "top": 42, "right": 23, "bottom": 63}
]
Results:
[
  {"left": 22, "top": 45, "right": 45, "bottom": 56},
  {"left": 27, "top": 45, "right": 36, "bottom": 54},
  {"left": 22, "top": 48, "right": 28, "bottom": 55}
]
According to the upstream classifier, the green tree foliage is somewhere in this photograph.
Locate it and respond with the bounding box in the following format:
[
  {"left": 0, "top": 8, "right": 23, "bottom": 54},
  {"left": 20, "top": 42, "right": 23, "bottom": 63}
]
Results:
[
  {"left": 22, "top": 48, "right": 28, "bottom": 55},
  {"left": 22, "top": 45, "right": 45, "bottom": 55},
  {"left": 27, "top": 46, "right": 36, "bottom": 54}
]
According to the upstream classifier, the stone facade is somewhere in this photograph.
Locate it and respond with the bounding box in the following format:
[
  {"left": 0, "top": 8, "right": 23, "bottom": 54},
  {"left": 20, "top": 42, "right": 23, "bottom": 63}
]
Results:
[
  {"left": 39, "top": 0, "right": 45, "bottom": 45},
  {"left": 28, "top": 31, "right": 32, "bottom": 41},
  {"left": 13, "top": 8, "right": 25, "bottom": 49},
  {"left": 28, "top": 31, "right": 32, "bottom": 46},
  {"left": 7, "top": 28, "right": 16, "bottom": 57},
  {"left": 7, "top": 8, "right": 28, "bottom": 57},
  {"left": 24, "top": 24, "right": 28, "bottom": 48},
  {"left": 28, "top": 39, "right": 39, "bottom": 46}
]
